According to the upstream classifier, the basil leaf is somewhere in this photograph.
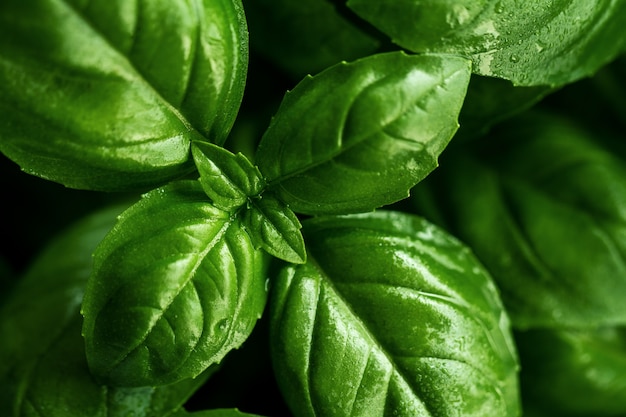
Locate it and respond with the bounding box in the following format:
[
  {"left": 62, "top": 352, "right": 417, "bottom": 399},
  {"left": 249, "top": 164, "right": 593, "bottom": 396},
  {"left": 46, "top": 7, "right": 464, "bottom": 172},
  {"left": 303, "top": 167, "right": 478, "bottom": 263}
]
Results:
[
  {"left": 457, "top": 75, "right": 553, "bottom": 141},
  {"left": 0, "top": 204, "right": 212, "bottom": 416},
  {"left": 270, "top": 211, "right": 520, "bottom": 416},
  {"left": 192, "top": 141, "right": 265, "bottom": 211},
  {"left": 243, "top": 0, "right": 380, "bottom": 79},
  {"left": 256, "top": 52, "right": 471, "bottom": 215},
  {"left": 173, "top": 409, "right": 266, "bottom": 417},
  {"left": 411, "top": 112, "right": 626, "bottom": 329},
  {"left": 0, "top": 0, "right": 247, "bottom": 191},
  {"left": 242, "top": 194, "right": 306, "bottom": 264},
  {"left": 82, "top": 181, "right": 269, "bottom": 386},
  {"left": 347, "top": 0, "right": 626, "bottom": 86},
  {"left": 517, "top": 327, "right": 626, "bottom": 417},
  {"left": 2, "top": 316, "right": 211, "bottom": 417}
]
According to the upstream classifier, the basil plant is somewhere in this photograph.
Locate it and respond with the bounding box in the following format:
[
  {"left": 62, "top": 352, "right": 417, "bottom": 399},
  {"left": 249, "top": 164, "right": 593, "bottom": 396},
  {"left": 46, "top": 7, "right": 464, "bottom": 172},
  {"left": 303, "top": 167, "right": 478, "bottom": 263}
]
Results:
[{"left": 2, "top": 0, "right": 626, "bottom": 416}]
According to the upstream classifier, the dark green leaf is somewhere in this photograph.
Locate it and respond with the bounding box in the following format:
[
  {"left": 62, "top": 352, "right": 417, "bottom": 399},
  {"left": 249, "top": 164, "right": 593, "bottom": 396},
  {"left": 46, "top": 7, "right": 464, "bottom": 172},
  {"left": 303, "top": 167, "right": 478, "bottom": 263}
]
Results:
[
  {"left": 270, "top": 211, "right": 520, "bottom": 416},
  {"left": 0, "top": 0, "right": 248, "bottom": 191},
  {"left": 517, "top": 327, "right": 626, "bottom": 416},
  {"left": 82, "top": 181, "right": 269, "bottom": 386},
  {"left": 347, "top": 0, "right": 626, "bottom": 86},
  {"left": 242, "top": 194, "right": 306, "bottom": 264},
  {"left": 256, "top": 52, "right": 471, "bottom": 215},
  {"left": 192, "top": 141, "right": 265, "bottom": 211},
  {"left": 411, "top": 112, "right": 626, "bottom": 329},
  {"left": 243, "top": 0, "right": 380, "bottom": 79},
  {"left": 0, "top": 204, "right": 212, "bottom": 417},
  {"left": 173, "top": 409, "right": 266, "bottom": 417}
]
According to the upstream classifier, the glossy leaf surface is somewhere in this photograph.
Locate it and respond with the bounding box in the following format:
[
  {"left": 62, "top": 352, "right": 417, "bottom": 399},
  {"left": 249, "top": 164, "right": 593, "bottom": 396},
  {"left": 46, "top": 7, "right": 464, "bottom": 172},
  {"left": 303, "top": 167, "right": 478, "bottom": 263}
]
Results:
[
  {"left": 0, "top": 0, "right": 248, "bottom": 191},
  {"left": 517, "top": 327, "right": 626, "bottom": 416},
  {"left": 242, "top": 194, "right": 306, "bottom": 264},
  {"left": 347, "top": 0, "right": 626, "bottom": 86},
  {"left": 411, "top": 112, "right": 626, "bottom": 329},
  {"left": 0, "top": 205, "right": 210, "bottom": 417},
  {"left": 192, "top": 141, "right": 265, "bottom": 211},
  {"left": 82, "top": 181, "right": 268, "bottom": 386},
  {"left": 270, "top": 211, "right": 520, "bottom": 417},
  {"left": 256, "top": 52, "right": 471, "bottom": 215}
]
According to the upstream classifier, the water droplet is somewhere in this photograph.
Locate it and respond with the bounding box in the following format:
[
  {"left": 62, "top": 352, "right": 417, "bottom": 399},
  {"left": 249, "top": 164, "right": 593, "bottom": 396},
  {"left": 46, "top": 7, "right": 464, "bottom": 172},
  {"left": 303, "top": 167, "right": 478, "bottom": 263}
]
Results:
[
  {"left": 494, "top": 1, "right": 504, "bottom": 13},
  {"left": 534, "top": 42, "right": 546, "bottom": 53},
  {"left": 509, "top": 54, "right": 519, "bottom": 63},
  {"left": 217, "top": 319, "right": 229, "bottom": 332}
]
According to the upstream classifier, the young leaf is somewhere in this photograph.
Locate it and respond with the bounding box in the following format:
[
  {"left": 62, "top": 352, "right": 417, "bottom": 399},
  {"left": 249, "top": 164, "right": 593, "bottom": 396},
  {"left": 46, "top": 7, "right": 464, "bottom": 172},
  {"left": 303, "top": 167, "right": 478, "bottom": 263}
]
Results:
[
  {"left": 192, "top": 141, "right": 265, "bottom": 211},
  {"left": 242, "top": 194, "right": 306, "bottom": 264},
  {"left": 0, "top": 0, "right": 248, "bottom": 191},
  {"left": 256, "top": 52, "right": 471, "bottom": 215},
  {"left": 517, "top": 327, "right": 626, "bottom": 417},
  {"left": 347, "top": 0, "right": 626, "bottom": 86},
  {"left": 411, "top": 112, "right": 626, "bottom": 329},
  {"left": 82, "top": 181, "right": 269, "bottom": 387},
  {"left": 270, "top": 211, "right": 520, "bottom": 417}
]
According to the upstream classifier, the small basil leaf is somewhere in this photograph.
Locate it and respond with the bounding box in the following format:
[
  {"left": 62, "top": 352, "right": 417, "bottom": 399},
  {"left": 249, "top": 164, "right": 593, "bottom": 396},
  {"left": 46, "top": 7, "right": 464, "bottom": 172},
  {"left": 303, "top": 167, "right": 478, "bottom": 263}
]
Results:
[
  {"left": 517, "top": 327, "right": 626, "bottom": 417},
  {"left": 242, "top": 195, "right": 306, "bottom": 264},
  {"left": 256, "top": 52, "right": 471, "bottom": 215},
  {"left": 270, "top": 211, "right": 520, "bottom": 417},
  {"left": 347, "top": 0, "right": 626, "bottom": 86},
  {"left": 0, "top": 0, "right": 248, "bottom": 191},
  {"left": 192, "top": 141, "right": 265, "bottom": 211},
  {"left": 411, "top": 112, "right": 626, "bottom": 329},
  {"left": 82, "top": 181, "right": 269, "bottom": 386},
  {"left": 243, "top": 0, "right": 380, "bottom": 79}
]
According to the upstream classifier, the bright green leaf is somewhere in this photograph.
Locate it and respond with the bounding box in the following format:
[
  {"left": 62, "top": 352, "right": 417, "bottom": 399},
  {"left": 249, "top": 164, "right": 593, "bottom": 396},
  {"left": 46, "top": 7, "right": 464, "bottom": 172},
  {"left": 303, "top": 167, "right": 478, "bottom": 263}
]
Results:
[
  {"left": 81, "top": 181, "right": 269, "bottom": 386},
  {"left": 192, "top": 141, "right": 265, "bottom": 211},
  {"left": 517, "top": 327, "right": 626, "bottom": 416},
  {"left": 347, "top": 0, "right": 626, "bottom": 86},
  {"left": 411, "top": 111, "right": 626, "bottom": 329},
  {"left": 0, "top": 0, "right": 248, "bottom": 191},
  {"left": 242, "top": 194, "right": 306, "bottom": 264},
  {"left": 270, "top": 211, "right": 520, "bottom": 417},
  {"left": 256, "top": 52, "right": 471, "bottom": 215}
]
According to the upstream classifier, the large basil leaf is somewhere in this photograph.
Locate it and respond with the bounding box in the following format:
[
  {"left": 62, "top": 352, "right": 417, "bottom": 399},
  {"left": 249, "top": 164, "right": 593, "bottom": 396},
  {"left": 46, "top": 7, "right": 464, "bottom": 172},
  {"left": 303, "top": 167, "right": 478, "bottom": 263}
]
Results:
[
  {"left": 243, "top": 0, "right": 380, "bottom": 79},
  {"left": 516, "top": 327, "right": 626, "bottom": 417},
  {"left": 82, "top": 181, "right": 269, "bottom": 386},
  {"left": 270, "top": 211, "right": 520, "bottom": 416},
  {"left": 0, "top": 204, "right": 211, "bottom": 416},
  {"left": 347, "top": 0, "right": 626, "bottom": 87},
  {"left": 256, "top": 52, "right": 471, "bottom": 215},
  {"left": 411, "top": 112, "right": 626, "bottom": 329},
  {"left": 0, "top": 0, "right": 247, "bottom": 191}
]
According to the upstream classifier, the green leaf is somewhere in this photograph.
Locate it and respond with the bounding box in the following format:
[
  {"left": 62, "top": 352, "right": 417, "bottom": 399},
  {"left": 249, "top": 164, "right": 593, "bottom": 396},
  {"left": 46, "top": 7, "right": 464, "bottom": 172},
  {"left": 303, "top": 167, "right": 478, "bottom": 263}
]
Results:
[
  {"left": 243, "top": 0, "right": 380, "bottom": 79},
  {"left": 192, "top": 141, "right": 265, "bottom": 211},
  {"left": 347, "top": 0, "right": 626, "bottom": 86},
  {"left": 0, "top": 204, "right": 212, "bottom": 417},
  {"left": 411, "top": 111, "right": 626, "bottom": 329},
  {"left": 270, "top": 211, "right": 520, "bottom": 417},
  {"left": 517, "top": 327, "right": 626, "bottom": 416},
  {"left": 256, "top": 52, "right": 471, "bottom": 215},
  {"left": 81, "top": 181, "right": 269, "bottom": 386},
  {"left": 173, "top": 409, "right": 266, "bottom": 417},
  {"left": 242, "top": 194, "right": 306, "bottom": 264},
  {"left": 0, "top": 0, "right": 248, "bottom": 191}
]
